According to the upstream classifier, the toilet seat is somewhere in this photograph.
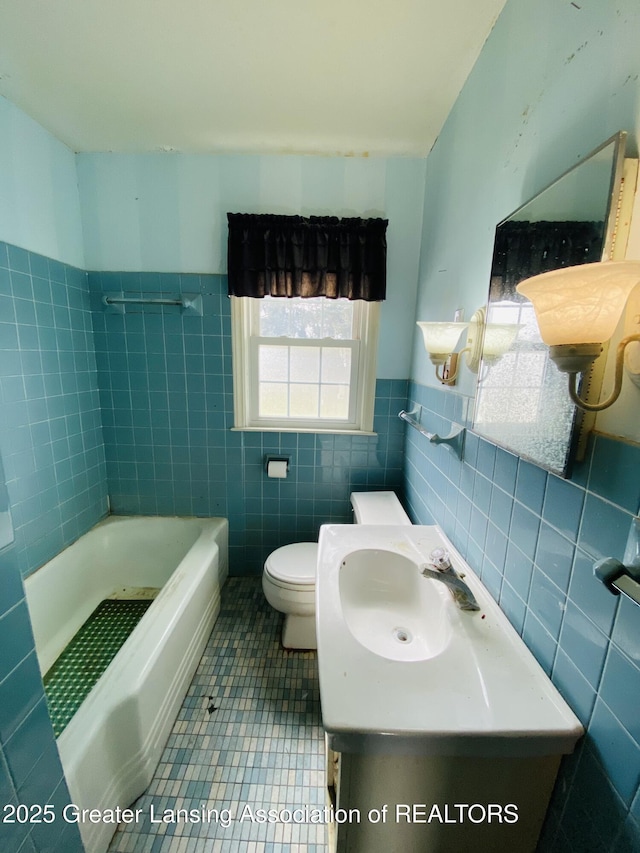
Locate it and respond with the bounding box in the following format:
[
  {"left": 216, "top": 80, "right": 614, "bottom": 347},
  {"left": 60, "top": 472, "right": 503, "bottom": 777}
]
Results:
[
  {"left": 262, "top": 543, "right": 318, "bottom": 649},
  {"left": 264, "top": 542, "right": 317, "bottom": 587}
]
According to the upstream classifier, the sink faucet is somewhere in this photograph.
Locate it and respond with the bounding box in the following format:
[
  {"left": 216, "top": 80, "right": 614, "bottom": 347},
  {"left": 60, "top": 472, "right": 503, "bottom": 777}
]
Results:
[{"left": 421, "top": 548, "right": 480, "bottom": 612}]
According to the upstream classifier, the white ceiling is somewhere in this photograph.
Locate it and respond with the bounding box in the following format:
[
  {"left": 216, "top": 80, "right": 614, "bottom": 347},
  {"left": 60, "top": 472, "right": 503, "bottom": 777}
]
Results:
[{"left": 0, "top": 0, "right": 506, "bottom": 156}]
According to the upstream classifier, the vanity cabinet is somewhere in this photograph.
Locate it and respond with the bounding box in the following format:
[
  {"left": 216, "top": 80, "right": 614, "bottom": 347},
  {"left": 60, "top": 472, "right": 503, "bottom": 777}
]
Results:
[{"left": 325, "top": 736, "right": 561, "bottom": 853}]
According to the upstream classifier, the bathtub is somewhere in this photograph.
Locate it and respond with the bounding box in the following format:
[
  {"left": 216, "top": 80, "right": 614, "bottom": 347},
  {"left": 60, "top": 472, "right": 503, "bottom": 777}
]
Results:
[{"left": 24, "top": 515, "right": 228, "bottom": 853}]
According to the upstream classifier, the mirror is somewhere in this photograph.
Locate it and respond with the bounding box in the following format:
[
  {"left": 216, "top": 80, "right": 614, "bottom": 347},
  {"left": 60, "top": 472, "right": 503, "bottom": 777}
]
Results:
[{"left": 472, "top": 132, "right": 628, "bottom": 477}]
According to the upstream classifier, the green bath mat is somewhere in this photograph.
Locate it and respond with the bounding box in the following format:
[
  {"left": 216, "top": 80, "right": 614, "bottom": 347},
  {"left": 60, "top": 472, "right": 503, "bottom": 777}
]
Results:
[{"left": 43, "top": 598, "right": 152, "bottom": 738}]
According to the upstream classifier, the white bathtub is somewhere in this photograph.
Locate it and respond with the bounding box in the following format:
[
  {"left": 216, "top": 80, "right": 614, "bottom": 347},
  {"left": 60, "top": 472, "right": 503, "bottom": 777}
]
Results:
[{"left": 24, "top": 515, "right": 228, "bottom": 853}]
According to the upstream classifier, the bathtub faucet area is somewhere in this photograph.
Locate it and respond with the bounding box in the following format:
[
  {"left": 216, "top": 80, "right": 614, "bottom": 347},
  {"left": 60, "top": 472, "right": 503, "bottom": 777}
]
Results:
[{"left": 421, "top": 547, "right": 480, "bottom": 611}]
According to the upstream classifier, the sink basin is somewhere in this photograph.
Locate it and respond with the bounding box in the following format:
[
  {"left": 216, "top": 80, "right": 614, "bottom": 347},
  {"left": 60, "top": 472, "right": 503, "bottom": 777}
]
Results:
[
  {"left": 316, "top": 524, "right": 583, "bottom": 757},
  {"left": 339, "top": 548, "right": 451, "bottom": 661}
]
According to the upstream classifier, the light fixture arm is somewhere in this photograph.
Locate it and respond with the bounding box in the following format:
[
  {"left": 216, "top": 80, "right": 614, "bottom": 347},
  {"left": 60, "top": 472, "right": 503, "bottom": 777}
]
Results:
[
  {"left": 434, "top": 346, "right": 471, "bottom": 383},
  {"left": 567, "top": 333, "right": 640, "bottom": 412}
]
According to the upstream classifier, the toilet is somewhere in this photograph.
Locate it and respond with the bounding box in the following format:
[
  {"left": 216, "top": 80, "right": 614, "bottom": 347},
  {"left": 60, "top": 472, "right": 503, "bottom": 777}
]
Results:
[{"left": 262, "top": 491, "right": 411, "bottom": 649}]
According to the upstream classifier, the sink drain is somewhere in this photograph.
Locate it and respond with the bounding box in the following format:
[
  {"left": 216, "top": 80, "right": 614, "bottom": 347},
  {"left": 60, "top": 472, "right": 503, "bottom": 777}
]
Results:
[{"left": 393, "top": 627, "right": 413, "bottom": 644}]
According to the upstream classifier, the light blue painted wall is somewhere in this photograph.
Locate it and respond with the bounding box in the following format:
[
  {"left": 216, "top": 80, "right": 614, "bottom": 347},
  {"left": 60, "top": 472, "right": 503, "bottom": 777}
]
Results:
[
  {"left": 406, "top": 1, "right": 640, "bottom": 850},
  {"left": 411, "top": 0, "right": 640, "bottom": 394},
  {"left": 0, "top": 96, "right": 85, "bottom": 269},
  {"left": 76, "top": 152, "right": 426, "bottom": 379}
]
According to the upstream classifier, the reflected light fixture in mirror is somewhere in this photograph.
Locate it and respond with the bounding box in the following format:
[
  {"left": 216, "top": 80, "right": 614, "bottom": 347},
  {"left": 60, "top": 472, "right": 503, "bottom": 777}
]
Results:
[
  {"left": 482, "top": 320, "right": 522, "bottom": 363},
  {"left": 418, "top": 310, "right": 521, "bottom": 383},
  {"left": 466, "top": 307, "right": 522, "bottom": 371},
  {"left": 516, "top": 260, "right": 640, "bottom": 411}
]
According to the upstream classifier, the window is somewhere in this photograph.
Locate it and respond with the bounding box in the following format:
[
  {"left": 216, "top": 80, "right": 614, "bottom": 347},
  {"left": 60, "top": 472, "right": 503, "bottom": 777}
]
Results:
[{"left": 231, "top": 296, "right": 379, "bottom": 433}]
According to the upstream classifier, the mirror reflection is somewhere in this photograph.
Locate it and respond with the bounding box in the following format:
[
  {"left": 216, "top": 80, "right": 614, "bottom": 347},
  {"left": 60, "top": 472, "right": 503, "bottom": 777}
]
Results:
[{"left": 472, "top": 132, "right": 627, "bottom": 476}]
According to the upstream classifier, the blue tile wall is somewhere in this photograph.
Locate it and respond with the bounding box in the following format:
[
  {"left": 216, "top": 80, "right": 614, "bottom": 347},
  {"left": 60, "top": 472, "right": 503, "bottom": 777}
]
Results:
[
  {"left": 89, "top": 271, "right": 406, "bottom": 575},
  {"left": 0, "top": 486, "right": 83, "bottom": 852},
  {"left": 0, "top": 242, "right": 108, "bottom": 578},
  {"left": 404, "top": 379, "right": 640, "bottom": 853}
]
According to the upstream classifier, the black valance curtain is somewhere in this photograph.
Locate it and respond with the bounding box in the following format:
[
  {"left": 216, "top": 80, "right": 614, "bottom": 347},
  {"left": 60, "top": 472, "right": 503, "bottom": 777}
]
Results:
[
  {"left": 490, "top": 219, "right": 604, "bottom": 300},
  {"left": 227, "top": 213, "right": 388, "bottom": 301}
]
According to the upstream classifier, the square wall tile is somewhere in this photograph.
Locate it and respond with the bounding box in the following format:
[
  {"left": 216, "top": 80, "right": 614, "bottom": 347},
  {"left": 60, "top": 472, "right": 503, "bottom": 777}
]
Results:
[
  {"left": 528, "top": 567, "right": 566, "bottom": 640},
  {"left": 499, "top": 580, "right": 527, "bottom": 634},
  {"left": 476, "top": 438, "right": 497, "bottom": 479},
  {"left": 535, "top": 522, "right": 575, "bottom": 592},
  {"left": 515, "top": 458, "right": 547, "bottom": 514},
  {"left": 522, "top": 611, "right": 557, "bottom": 675},
  {"left": 568, "top": 547, "right": 619, "bottom": 636},
  {"left": 579, "top": 495, "right": 633, "bottom": 563},
  {"left": 493, "top": 447, "right": 519, "bottom": 495},
  {"left": 599, "top": 647, "right": 640, "bottom": 745},
  {"left": 510, "top": 502, "right": 541, "bottom": 562},
  {"left": 504, "top": 541, "right": 534, "bottom": 602},
  {"left": 612, "top": 597, "right": 640, "bottom": 668},
  {"left": 552, "top": 648, "right": 596, "bottom": 726},
  {"left": 560, "top": 746, "right": 628, "bottom": 852},
  {"left": 588, "top": 699, "right": 640, "bottom": 805},
  {"left": 559, "top": 601, "right": 609, "bottom": 690},
  {"left": 589, "top": 435, "right": 640, "bottom": 514},
  {"left": 543, "top": 474, "right": 585, "bottom": 540}
]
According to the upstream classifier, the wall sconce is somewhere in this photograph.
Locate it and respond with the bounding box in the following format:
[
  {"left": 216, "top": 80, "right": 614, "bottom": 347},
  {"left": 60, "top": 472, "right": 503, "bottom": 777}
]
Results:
[
  {"left": 416, "top": 321, "right": 468, "bottom": 383},
  {"left": 516, "top": 261, "right": 640, "bottom": 411},
  {"left": 417, "top": 309, "right": 520, "bottom": 384}
]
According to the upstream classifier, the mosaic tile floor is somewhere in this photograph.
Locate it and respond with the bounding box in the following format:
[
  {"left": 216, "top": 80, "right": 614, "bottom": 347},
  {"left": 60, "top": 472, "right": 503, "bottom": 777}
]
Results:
[
  {"left": 108, "top": 577, "right": 327, "bottom": 853},
  {"left": 44, "top": 599, "right": 153, "bottom": 737}
]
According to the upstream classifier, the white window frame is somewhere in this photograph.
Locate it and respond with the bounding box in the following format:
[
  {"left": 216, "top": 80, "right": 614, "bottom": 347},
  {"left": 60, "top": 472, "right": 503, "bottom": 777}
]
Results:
[{"left": 231, "top": 296, "right": 379, "bottom": 434}]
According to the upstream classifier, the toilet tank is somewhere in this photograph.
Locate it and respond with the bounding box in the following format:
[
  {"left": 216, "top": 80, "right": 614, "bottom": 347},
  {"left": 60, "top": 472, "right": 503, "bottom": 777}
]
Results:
[{"left": 350, "top": 491, "right": 411, "bottom": 526}]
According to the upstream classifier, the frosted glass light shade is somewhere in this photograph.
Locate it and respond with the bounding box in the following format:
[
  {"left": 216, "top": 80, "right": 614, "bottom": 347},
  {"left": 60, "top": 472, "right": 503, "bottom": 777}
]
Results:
[
  {"left": 416, "top": 322, "right": 468, "bottom": 359},
  {"left": 482, "top": 323, "right": 521, "bottom": 359},
  {"left": 516, "top": 261, "right": 640, "bottom": 346}
]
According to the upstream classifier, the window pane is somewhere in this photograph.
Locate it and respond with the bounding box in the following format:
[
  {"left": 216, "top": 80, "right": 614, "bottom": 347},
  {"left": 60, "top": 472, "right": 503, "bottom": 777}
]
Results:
[
  {"left": 290, "top": 384, "right": 319, "bottom": 418},
  {"left": 320, "top": 384, "right": 350, "bottom": 419},
  {"left": 321, "top": 347, "right": 351, "bottom": 383},
  {"left": 321, "top": 299, "right": 354, "bottom": 339},
  {"left": 290, "top": 347, "right": 320, "bottom": 383},
  {"left": 259, "top": 300, "right": 291, "bottom": 337},
  {"left": 259, "top": 383, "right": 288, "bottom": 417},
  {"left": 258, "top": 296, "right": 354, "bottom": 339},
  {"left": 290, "top": 300, "right": 324, "bottom": 339},
  {"left": 259, "top": 345, "right": 289, "bottom": 381}
]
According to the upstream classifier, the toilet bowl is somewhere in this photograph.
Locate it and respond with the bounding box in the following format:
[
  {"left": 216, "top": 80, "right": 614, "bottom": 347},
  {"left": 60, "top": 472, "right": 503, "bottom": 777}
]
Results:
[
  {"left": 262, "top": 542, "right": 318, "bottom": 649},
  {"left": 262, "top": 491, "right": 411, "bottom": 649}
]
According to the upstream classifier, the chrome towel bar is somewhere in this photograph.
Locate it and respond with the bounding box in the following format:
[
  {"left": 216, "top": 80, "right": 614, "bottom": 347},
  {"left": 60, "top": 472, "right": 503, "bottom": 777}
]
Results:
[
  {"left": 398, "top": 407, "right": 465, "bottom": 457},
  {"left": 102, "top": 293, "right": 203, "bottom": 315}
]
